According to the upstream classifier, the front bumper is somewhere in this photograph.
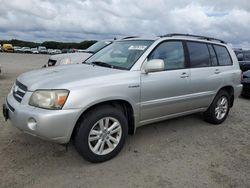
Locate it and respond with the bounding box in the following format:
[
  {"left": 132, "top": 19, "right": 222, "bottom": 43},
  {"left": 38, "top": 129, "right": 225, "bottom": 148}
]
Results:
[{"left": 4, "top": 92, "right": 80, "bottom": 144}]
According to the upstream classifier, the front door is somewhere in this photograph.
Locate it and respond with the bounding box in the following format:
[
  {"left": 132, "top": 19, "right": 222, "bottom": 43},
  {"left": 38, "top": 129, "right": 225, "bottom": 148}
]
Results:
[{"left": 140, "top": 41, "right": 191, "bottom": 123}]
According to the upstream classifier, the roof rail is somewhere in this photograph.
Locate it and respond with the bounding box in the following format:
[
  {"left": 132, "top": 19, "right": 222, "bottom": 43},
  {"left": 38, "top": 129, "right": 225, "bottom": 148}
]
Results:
[
  {"left": 160, "top": 33, "right": 226, "bottom": 44},
  {"left": 122, "top": 36, "right": 139, "bottom": 39}
]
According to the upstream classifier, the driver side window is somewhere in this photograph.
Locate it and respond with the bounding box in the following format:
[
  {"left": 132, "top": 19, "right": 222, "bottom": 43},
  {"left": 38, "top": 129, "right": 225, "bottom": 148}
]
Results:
[{"left": 148, "top": 41, "right": 185, "bottom": 70}]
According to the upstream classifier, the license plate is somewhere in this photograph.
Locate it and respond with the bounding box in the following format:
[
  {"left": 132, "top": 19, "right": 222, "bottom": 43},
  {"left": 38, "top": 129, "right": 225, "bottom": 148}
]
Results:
[{"left": 2, "top": 104, "right": 9, "bottom": 121}]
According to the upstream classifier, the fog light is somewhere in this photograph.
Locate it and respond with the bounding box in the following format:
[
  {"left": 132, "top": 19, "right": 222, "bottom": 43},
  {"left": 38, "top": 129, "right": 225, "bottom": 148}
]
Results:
[{"left": 27, "top": 118, "right": 37, "bottom": 131}]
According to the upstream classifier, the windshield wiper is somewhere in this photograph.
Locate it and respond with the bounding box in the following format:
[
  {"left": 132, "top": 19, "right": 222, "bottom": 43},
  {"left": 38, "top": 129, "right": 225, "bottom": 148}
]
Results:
[
  {"left": 91, "top": 61, "right": 113, "bottom": 68},
  {"left": 91, "top": 61, "right": 127, "bottom": 70}
]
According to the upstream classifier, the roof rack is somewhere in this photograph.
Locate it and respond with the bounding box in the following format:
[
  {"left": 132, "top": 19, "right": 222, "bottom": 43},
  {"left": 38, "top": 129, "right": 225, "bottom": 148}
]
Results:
[
  {"left": 122, "top": 36, "right": 139, "bottom": 40},
  {"left": 160, "top": 33, "right": 226, "bottom": 44}
]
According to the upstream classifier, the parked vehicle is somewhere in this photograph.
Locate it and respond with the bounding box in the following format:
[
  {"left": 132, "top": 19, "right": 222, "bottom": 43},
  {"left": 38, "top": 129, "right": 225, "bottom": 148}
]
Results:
[
  {"left": 54, "top": 49, "right": 62, "bottom": 54},
  {"left": 46, "top": 40, "right": 112, "bottom": 67},
  {"left": 31, "top": 48, "right": 39, "bottom": 54},
  {"left": 61, "top": 49, "right": 69, "bottom": 53},
  {"left": 38, "top": 46, "right": 48, "bottom": 54},
  {"left": 14, "top": 46, "right": 23, "bottom": 53},
  {"left": 241, "top": 70, "right": 250, "bottom": 97},
  {"left": 3, "top": 34, "right": 242, "bottom": 162},
  {"left": 239, "top": 61, "right": 250, "bottom": 72},
  {"left": 0, "top": 64, "right": 1, "bottom": 74},
  {"left": 0, "top": 44, "right": 2, "bottom": 52},
  {"left": 47, "top": 49, "right": 55, "bottom": 54},
  {"left": 235, "top": 50, "right": 250, "bottom": 72},
  {"left": 68, "top": 48, "right": 78, "bottom": 53},
  {"left": 2, "top": 44, "right": 14, "bottom": 52},
  {"left": 21, "top": 47, "right": 32, "bottom": 53}
]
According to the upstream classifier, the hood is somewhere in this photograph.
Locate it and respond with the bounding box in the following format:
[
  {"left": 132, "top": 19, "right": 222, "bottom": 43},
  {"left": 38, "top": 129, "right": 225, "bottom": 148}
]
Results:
[
  {"left": 49, "top": 52, "right": 93, "bottom": 64},
  {"left": 17, "top": 64, "right": 126, "bottom": 91}
]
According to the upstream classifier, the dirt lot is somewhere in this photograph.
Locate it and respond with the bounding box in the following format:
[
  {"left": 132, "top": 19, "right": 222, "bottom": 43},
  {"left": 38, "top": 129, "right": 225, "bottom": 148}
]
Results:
[{"left": 0, "top": 53, "right": 249, "bottom": 188}]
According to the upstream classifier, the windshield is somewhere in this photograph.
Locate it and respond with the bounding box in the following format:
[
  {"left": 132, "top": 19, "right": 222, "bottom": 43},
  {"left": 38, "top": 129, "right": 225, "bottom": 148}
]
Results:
[
  {"left": 85, "top": 40, "right": 153, "bottom": 70},
  {"left": 87, "top": 41, "right": 112, "bottom": 53}
]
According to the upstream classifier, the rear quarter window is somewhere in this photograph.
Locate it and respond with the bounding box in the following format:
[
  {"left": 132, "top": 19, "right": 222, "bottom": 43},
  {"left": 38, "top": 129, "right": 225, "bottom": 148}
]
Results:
[{"left": 214, "top": 45, "right": 232, "bottom": 66}]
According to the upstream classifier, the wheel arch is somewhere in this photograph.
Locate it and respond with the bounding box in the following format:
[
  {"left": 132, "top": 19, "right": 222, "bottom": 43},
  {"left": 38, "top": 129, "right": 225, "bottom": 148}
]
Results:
[
  {"left": 71, "top": 99, "right": 136, "bottom": 140},
  {"left": 217, "top": 86, "right": 234, "bottom": 107}
]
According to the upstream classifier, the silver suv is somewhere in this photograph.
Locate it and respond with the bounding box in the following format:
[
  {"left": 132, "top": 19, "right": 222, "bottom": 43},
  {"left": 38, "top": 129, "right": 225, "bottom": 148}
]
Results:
[{"left": 3, "top": 34, "right": 242, "bottom": 162}]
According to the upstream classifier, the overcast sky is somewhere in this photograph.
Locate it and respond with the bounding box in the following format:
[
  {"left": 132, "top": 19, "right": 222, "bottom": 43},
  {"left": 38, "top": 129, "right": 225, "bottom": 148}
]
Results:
[{"left": 0, "top": 0, "right": 249, "bottom": 47}]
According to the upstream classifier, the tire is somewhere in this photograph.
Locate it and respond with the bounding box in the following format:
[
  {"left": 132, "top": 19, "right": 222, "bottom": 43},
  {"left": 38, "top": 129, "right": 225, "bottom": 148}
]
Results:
[
  {"left": 74, "top": 105, "right": 128, "bottom": 163},
  {"left": 204, "top": 90, "right": 230, "bottom": 124}
]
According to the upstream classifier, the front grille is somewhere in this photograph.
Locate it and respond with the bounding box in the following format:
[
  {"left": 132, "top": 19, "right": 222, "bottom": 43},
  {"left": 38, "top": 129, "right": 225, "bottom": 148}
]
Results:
[{"left": 13, "top": 80, "right": 28, "bottom": 103}]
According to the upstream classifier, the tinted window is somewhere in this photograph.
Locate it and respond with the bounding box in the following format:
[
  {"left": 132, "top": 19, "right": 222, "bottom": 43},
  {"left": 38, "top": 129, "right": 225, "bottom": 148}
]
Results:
[
  {"left": 148, "top": 41, "right": 185, "bottom": 70},
  {"left": 208, "top": 45, "right": 218, "bottom": 66},
  {"left": 214, "top": 45, "right": 232, "bottom": 66},
  {"left": 187, "top": 42, "right": 210, "bottom": 68}
]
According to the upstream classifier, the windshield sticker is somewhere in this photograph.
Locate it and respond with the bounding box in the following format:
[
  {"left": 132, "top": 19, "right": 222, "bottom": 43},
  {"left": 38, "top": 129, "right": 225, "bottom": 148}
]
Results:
[{"left": 128, "top": 45, "right": 147, "bottom": 50}]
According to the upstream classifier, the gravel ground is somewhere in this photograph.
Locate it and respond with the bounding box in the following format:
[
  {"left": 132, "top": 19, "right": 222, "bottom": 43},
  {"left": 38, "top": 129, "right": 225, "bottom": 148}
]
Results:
[{"left": 0, "top": 53, "right": 249, "bottom": 188}]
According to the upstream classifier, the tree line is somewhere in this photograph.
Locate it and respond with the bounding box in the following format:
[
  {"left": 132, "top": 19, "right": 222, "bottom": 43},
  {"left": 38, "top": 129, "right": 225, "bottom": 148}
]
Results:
[{"left": 0, "top": 39, "right": 97, "bottom": 49}]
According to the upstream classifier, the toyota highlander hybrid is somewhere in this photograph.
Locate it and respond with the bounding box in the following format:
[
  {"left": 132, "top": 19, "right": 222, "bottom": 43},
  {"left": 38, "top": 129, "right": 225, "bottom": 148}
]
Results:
[{"left": 3, "top": 34, "right": 242, "bottom": 162}]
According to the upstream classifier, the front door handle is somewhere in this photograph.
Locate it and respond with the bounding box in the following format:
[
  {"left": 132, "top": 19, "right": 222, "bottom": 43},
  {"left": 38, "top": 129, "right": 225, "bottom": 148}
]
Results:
[
  {"left": 180, "top": 72, "right": 189, "bottom": 78},
  {"left": 214, "top": 69, "right": 221, "bottom": 74}
]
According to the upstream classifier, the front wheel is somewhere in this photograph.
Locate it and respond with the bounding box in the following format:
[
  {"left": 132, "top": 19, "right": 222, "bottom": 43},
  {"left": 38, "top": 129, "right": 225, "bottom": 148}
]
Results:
[
  {"left": 74, "top": 105, "right": 128, "bottom": 163},
  {"left": 204, "top": 90, "right": 230, "bottom": 124}
]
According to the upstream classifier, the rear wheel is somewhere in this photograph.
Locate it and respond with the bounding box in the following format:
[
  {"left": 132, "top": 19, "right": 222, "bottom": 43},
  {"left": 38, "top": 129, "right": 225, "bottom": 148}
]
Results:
[
  {"left": 204, "top": 90, "right": 230, "bottom": 124},
  {"left": 74, "top": 105, "right": 128, "bottom": 163}
]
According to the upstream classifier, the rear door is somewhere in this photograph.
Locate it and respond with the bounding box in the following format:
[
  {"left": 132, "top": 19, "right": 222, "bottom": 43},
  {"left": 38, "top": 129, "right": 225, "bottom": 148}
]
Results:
[
  {"left": 186, "top": 41, "right": 223, "bottom": 109},
  {"left": 213, "top": 44, "right": 234, "bottom": 89}
]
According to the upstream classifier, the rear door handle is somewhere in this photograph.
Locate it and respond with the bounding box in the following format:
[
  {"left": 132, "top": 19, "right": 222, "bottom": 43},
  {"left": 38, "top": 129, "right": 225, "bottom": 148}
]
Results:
[
  {"left": 214, "top": 69, "right": 221, "bottom": 74},
  {"left": 180, "top": 72, "right": 189, "bottom": 78}
]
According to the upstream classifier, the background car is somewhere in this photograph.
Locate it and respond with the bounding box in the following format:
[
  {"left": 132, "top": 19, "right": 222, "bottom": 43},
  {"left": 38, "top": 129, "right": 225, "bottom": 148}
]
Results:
[
  {"left": 31, "top": 48, "right": 39, "bottom": 54},
  {"left": 14, "top": 46, "right": 23, "bottom": 53},
  {"left": 242, "top": 70, "right": 250, "bottom": 97},
  {"left": 47, "top": 49, "right": 54, "bottom": 54},
  {"left": 21, "top": 47, "right": 32, "bottom": 53},
  {"left": 2, "top": 44, "right": 14, "bottom": 52},
  {"left": 61, "top": 48, "right": 69, "bottom": 53},
  {"left": 235, "top": 49, "right": 250, "bottom": 72},
  {"left": 46, "top": 40, "right": 112, "bottom": 67},
  {"left": 54, "top": 49, "right": 62, "bottom": 54},
  {"left": 38, "top": 46, "right": 48, "bottom": 54}
]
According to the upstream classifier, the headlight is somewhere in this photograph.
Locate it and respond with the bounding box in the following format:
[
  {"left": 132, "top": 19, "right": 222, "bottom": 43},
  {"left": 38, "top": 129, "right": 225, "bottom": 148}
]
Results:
[
  {"left": 29, "top": 90, "right": 69, "bottom": 110},
  {"left": 59, "top": 58, "right": 72, "bottom": 65}
]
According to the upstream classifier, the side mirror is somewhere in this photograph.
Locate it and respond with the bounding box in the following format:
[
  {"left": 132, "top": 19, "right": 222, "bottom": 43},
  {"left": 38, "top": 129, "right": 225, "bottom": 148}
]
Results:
[{"left": 144, "top": 59, "right": 165, "bottom": 73}]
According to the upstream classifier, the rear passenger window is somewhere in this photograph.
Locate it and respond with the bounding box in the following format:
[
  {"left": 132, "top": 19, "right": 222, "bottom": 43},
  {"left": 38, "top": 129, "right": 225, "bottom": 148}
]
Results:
[
  {"left": 187, "top": 42, "right": 210, "bottom": 68},
  {"left": 148, "top": 41, "right": 185, "bottom": 70},
  {"left": 208, "top": 45, "right": 218, "bottom": 66},
  {"left": 214, "top": 45, "right": 232, "bottom": 66}
]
